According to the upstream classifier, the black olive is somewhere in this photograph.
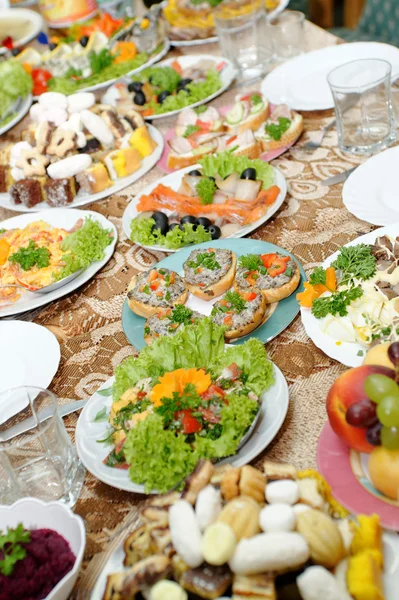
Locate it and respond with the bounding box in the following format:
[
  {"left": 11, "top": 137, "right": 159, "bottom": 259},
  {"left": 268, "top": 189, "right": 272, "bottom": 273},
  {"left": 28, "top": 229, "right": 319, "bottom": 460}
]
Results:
[
  {"left": 158, "top": 90, "right": 171, "bottom": 104},
  {"left": 11, "top": 47, "right": 21, "bottom": 56},
  {"left": 208, "top": 176, "right": 216, "bottom": 182},
  {"left": 240, "top": 167, "right": 257, "bottom": 180},
  {"left": 151, "top": 211, "right": 168, "bottom": 224},
  {"left": 177, "top": 78, "right": 193, "bottom": 91},
  {"left": 208, "top": 225, "right": 221, "bottom": 240},
  {"left": 134, "top": 91, "right": 146, "bottom": 106},
  {"left": 169, "top": 223, "right": 180, "bottom": 231},
  {"left": 188, "top": 169, "right": 202, "bottom": 177},
  {"left": 180, "top": 215, "right": 197, "bottom": 225},
  {"left": 79, "top": 35, "right": 89, "bottom": 47},
  {"left": 128, "top": 81, "right": 143, "bottom": 93},
  {"left": 152, "top": 220, "right": 169, "bottom": 236},
  {"left": 196, "top": 217, "right": 212, "bottom": 229}
]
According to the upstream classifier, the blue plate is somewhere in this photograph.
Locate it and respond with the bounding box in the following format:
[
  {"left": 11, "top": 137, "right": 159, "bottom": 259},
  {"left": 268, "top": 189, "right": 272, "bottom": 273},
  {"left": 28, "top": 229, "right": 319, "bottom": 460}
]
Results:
[{"left": 122, "top": 239, "right": 306, "bottom": 350}]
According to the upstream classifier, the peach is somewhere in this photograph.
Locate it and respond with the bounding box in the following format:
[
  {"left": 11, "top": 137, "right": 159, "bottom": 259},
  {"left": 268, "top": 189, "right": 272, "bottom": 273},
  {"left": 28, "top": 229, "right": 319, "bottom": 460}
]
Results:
[
  {"left": 326, "top": 365, "right": 395, "bottom": 453},
  {"left": 369, "top": 447, "right": 399, "bottom": 501},
  {"left": 363, "top": 343, "right": 395, "bottom": 370}
]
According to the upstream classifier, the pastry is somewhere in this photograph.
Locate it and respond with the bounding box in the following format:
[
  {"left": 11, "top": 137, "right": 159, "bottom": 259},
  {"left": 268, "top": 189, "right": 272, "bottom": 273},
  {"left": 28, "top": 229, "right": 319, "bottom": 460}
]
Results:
[
  {"left": 47, "top": 154, "right": 92, "bottom": 179},
  {"left": 179, "top": 564, "right": 232, "bottom": 599},
  {"left": 232, "top": 573, "right": 276, "bottom": 600},
  {"left": 10, "top": 179, "right": 43, "bottom": 207},
  {"left": 80, "top": 109, "right": 114, "bottom": 147},
  {"left": 38, "top": 92, "right": 68, "bottom": 110},
  {"left": 45, "top": 177, "right": 76, "bottom": 207},
  {"left": 127, "top": 268, "right": 188, "bottom": 318},
  {"left": 67, "top": 92, "right": 95, "bottom": 113},
  {"left": 16, "top": 149, "right": 49, "bottom": 177},
  {"left": 263, "top": 460, "right": 297, "bottom": 481},
  {"left": 76, "top": 163, "right": 113, "bottom": 194},
  {"left": 47, "top": 129, "right": 77, "bottom": 158},
  {"left": 211, "top": 289, "right": 267, "bottom": 340},
  {"left": 130, "top": 125, "right": 157, "bottom": 157},
  {"left": 183, "top": 248, "right": 236, "bottom": 301},
  {"left": 103, "top": 147, "right": 141, "bottom": 179},
  {"left": 101, "top": 109, "right": 127, "bottom": 138},
  {"left": 35, "top": 121, "right": 54, "bottom": 154},
  {"left": 0, "top": 165, "right": 6, "bottom": 193},
  {"left": 181, "top": 459, "right": 215, "bottom": 505},
  {"left": 220, "top": 467, "right": 241, "bottom": 501},
  {"left": 238, "top": 465, "right": 267, "bottom": 503}
]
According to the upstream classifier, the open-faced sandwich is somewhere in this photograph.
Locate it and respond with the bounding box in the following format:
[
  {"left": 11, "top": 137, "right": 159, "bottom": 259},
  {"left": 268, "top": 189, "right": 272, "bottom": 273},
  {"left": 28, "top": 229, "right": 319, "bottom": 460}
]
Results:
[
  {"left": 224, "top": 92, "right": 270, "bottom": 134},
  {"left": 211, "top": 288, "right": 267, "bottom": 339},
  {"left": 100, "top": 457, "right": 387, "bottom": 600},
  {"left": 235, "top": 252, "right": 301, "bottom": 303},
  {"left": 129, "top": 152, "right": 281, "bottom": 250},
  {"left": 0, "top": 91, "right": 158, "bottom": 209},
  {"left": 255, "top": 103, "right": 304, "bottom": 153},
  {"left": 183, "top": 248, "right": 237, "bottom": 300},
  {"left": 127, "top": 267, "right": 188, "bottom": 318},
  {"left": 144, "top": 304, "right": 204, "bottom": 344}
]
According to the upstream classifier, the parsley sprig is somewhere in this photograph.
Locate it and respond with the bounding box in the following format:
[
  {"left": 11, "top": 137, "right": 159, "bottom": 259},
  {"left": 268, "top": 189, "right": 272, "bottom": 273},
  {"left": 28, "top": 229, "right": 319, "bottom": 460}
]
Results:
[
  {"left": 187, "top": 251, "right": 221, "bottom": 271},
  {"left": 0, "top": 523, "right": 30, "bottom": 576},
  {"left": 265, "top": 117, "right": 291, "bottom": 141},
  {"left": 311, "top": 287, "right": 363, "bottom": 318},
  {"left": 196, "top": 178, "right": 216, "bottom": 205},
  {"left": 155, "top": 383, "right": 201, "bottom": 428},
  {"left": 331, "top": 244, "right": 376, "bottom": 286},
  {"left": 169, "top": 305, "right": 194, "bottom": 325},
  {"left": 214, "top": 290, "right": 247, "bottom": 314},
  {"left": 9, "top": 240, "right": 50, "bottom": 271},
  {"left": 239, "top": 254, "right": 266, "bottom": 274}
]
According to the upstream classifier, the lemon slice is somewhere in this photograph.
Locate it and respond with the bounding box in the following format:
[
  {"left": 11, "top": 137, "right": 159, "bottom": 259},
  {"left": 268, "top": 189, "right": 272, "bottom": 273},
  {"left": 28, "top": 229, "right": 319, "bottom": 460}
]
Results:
[
  {"left": 14, "top": 47, "right": 42, "bottom": 66},
  {"left": 86, "top": 31, "right": 109, "bottom": 54}
]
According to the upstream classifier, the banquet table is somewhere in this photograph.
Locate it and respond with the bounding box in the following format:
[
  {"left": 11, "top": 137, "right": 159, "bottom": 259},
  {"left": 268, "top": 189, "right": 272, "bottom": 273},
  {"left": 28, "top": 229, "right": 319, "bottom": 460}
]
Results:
[{"left": 0, "top": 18, "right": 380, "bottom": 596}]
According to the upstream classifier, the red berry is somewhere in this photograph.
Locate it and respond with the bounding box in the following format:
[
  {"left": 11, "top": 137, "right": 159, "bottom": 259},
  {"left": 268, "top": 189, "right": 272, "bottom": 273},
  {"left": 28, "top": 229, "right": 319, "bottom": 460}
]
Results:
[{"left": 346, "top": 399, "right": 377, "bottom": 428}]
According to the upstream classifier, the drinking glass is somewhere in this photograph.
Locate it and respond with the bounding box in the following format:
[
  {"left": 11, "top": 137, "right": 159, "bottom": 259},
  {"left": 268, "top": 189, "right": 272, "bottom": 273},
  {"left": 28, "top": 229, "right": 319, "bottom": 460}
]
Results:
[
  {"left": 327, "top": 58, "right": 397, "bottom": 155},
  {"left": 0, "top": 387, "right": 85, "bottom": 507},
  {"left": 269, "top": 10, "right": 305, "bottom": 61},
  {"left": 214, "top": 0, "right": 273, "bottom": 82}
]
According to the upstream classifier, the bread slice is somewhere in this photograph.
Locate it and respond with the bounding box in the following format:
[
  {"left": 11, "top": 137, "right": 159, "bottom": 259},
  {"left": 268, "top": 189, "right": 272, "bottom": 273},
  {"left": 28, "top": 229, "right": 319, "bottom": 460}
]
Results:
[
  {"left": 232, "top": 140, "right": 262, "bottom": 159},
  {"left": 223, "top": 292, "right": 267, "bottom": 340},
  {"left": 167, "top": 140, "right": 217, "bottom": 171},
  {"left": 260, "top": 267, "right": 301, "bottom": 303},
  {"left": 186, "top": 253, "right": 237, "bottom": 301},
  {"left": 127, "top": 274, "right": 188, "bottom": 318},
  {"left": 257, "top": 113, "right": 304, "bottom": 153},
  {"left": 225, "top": 101, "right": 270, "bottom": 134}
]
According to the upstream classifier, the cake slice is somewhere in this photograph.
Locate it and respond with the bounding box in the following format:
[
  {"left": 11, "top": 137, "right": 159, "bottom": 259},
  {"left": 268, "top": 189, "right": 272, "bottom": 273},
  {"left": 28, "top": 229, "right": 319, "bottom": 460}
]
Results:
[
  {"left": 76, "top": 163, "right": 113, "bottom": 194},
  {"left": 103, "top": 148, "right": 141, "bottom": 179},
  {"left": 10, "top": 179, "right": 43, "bottom": 207},
  {"left": 45, "top": 177, "right": 76, "bottom": 207},
  {"left": 129, "top": 126, "right": 157, "bottom": 157}
]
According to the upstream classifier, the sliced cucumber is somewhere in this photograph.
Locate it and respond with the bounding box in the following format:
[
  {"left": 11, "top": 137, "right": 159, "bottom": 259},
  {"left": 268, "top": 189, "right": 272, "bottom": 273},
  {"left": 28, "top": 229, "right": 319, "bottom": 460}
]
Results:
[
  {"left": 225, "top": 102, "right": 245, "bottom": 125},
  {"left": 211, "top": 118, "right": 223, "bottom": 132},
  {"left": 192, "top": 143, "right": 215, "bottom": 155},
  {"left": 250, "top": 101, "right": 265, "bottom": 115}
]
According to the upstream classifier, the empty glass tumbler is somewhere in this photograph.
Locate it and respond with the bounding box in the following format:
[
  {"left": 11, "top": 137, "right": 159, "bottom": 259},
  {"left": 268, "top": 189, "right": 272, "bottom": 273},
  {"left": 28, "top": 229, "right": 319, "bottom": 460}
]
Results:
[
  {"left": 327, "top": 58, "right": 396, "bottom": 155},
  {"left": 214, "top": 0, "right": 273, "bottom": 81},
  {"left": 269, "top": 10, "right": 305, "bottom": 61},
  {"left": 0, "top": 387, "right": 85, "bottom": 507}
]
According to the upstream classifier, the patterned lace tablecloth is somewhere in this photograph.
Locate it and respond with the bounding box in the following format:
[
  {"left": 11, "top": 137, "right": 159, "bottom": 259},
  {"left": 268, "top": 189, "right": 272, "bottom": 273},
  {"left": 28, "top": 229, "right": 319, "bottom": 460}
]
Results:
[{"left": 0, "top": 21, "right": 376, "bottom": 596}]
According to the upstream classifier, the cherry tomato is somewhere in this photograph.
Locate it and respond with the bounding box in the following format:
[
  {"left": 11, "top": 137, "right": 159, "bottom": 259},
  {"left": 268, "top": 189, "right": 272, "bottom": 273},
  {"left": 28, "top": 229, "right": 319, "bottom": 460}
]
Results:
[
  {"left": 198, "top": 407, "right": 221, "bottom": 423},
  {"left": 32, "top": 69, "right": 52, "bottom": 96},
  {"left": 1, "top": 36, "right": 13, "bottom": 49},
  {"left": 175, "top": 410, "right": 202, "bottom": 434}
]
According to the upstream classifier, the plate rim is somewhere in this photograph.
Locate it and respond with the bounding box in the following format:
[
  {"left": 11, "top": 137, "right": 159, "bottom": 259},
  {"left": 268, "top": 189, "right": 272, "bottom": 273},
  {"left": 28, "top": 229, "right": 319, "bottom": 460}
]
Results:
[
  {"left": 261, "top": 41, "right": 399, "bottom": 110},
  {"left": 0, "top": 124, "right": 164, "bottom": 213},
  {"left": 0, "top": 8, "right": 43, "bottom": 50},
  {"left": 75, "top": 362, "right": 289, "bottom": 495},
  {"left": 0, "top": 94, "right": 32, "bottom": 137},
  {"left": 0, "top": 208, "right": 117, "bottom": 317},
  {"left": 121, "top": 163, "right": 287, "bottom": 252}
]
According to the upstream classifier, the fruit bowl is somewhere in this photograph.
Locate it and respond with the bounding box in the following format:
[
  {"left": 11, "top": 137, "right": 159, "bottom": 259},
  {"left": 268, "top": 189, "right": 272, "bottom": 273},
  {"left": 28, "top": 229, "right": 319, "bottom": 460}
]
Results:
[{"left": 0, "top": 498, "right": 86, "bottom": 600}]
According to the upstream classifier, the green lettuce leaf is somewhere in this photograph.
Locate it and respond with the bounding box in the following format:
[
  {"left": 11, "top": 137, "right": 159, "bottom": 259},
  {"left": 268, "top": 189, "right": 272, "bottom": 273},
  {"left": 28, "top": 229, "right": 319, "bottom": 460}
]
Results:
[
  {"left": 0, "top": 60, "right": 32, "bottom": 120},
  {"left": 130, "top": 217, "right": 211, "bottom": 249},
  {"left": 55, "top": 217, "right": 113, "bottom": 280},
  {"left": 199, "top": 151, "right": 275, "bottom": 190},
  {"left": 216, "top": 338, "right": 274, "bottom": 396}
]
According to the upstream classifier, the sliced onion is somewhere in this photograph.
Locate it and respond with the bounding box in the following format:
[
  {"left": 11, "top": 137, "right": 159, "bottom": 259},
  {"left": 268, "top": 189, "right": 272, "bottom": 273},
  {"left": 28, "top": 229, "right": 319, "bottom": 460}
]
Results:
[
  {"left": 168, "top": 136, "right": 193, "bottom": 155},
  {"left": 234, "top": 179, "right": 262, "bottom": 202},
  {"left": 213, "top": 190, "right": 233, "bottom": 204},
  {"left": 217, "top": 171, "right": 239, "bottom": 194},
  {"left": 220, "top": 223, "right": 241, "bottom": 237},
  {"left": 179, "top": 175, "right": 203, "bottom": 197}
]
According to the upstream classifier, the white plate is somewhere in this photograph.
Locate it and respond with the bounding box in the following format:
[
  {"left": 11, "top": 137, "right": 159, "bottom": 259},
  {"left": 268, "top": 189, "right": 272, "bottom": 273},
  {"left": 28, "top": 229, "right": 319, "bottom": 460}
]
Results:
[
  {"left": 0, "top": 125, "right": 163, "bottom": 213},
  {"left": 89, "top": 527, "right": 399, "bottom": 600},
  {"left": 0, "top": 9, "right": 43, "bottom": 54},
  {"left": 125, "top": 54, "right": 237, "bottom": 120},
  {"left": 0, "top": 321, "right": 60, "bottom": 422},
  {"left": 0, "top": 94, "right": 32, "bottom": 137},
  {"left": 168, "top": 0, "right": 289, "bottom": 46},
  {"left": 300, "top": 223, "right": 399, "bottom": 367},
  {"left": 122, "top": 164, "right": 287, "bottom": 252},
  {"left": 75, "top": 363, "right": 289, "bottom": 494},
  {"left": 0, "top": 208, "right": 117, "bottom": 317},
  {"left": 261, "top": 42, "right": 399, "bottom": 111},
  {"left": 343, "top": 146, "right": 399, "bottom": 226}
]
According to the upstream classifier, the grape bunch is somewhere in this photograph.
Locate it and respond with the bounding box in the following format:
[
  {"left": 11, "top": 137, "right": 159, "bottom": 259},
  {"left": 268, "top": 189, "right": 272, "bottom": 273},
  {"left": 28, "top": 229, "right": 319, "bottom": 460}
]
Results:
[{"left": 346, "top": 342, "right": 399, "bottom": 450}]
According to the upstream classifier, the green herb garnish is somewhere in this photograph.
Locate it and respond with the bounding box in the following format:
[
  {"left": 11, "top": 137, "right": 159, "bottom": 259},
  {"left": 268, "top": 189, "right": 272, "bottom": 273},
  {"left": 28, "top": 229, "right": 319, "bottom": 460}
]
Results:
[
  {"left": 183, "top": 124, "right": 200, "bottom": 138},
  {"left": 142, "top": 285, "right": 151, "bottom": 295},
  {"left": 250, "top": 94, "right": 262, "bottom": 105},
  {"left": 196, "top": 178, "right": 216, "bottom": 205},
  {"left": 195, "top": 105, "right": 208, "bottom": 115},
  {"left": 0, "top": 228, "right": 5, "bottom": 234},
  {"left": 239, "top": 254, "right": 263, "bottom": 271},
  {"left": 155, "top": 383, "right": 201, "bottom": 428},
  {"left": 9, "top": 240, "right": 50, "bottom": 271},
  {"left": 215, "top": 290, "right": 247, "bottom": 314},
  {"left": 331, "top": 244, "right": 376, "bottom": 286},
  {"left": 311, "top": 287, "right": 363, "bottom": 318},
  {"left": 169, "top": 305, "right": 194, "bottom": 325},
  {"left": 165, "top": 290, "right": 171, "bottom": 301},
  {"left": 357, "top": 350, "right": 364, "bottom": 357},
  {"left": 89, "top": 48, "right": 113, "bottom": 74},
  {"left": 65, "top": 66, "right": 83, "bottom": 78},
  {"left": 265, "top": 117, "right": 291, "bottom": 141},
  {"left": 0, "top": 523, "right": 30, "bottom": 576},
  {"left": 309, "top": 266, "right": 328, "bottom": 287},
  {"left": 187, "top": 251, "right": 221, "bottom": 271}
]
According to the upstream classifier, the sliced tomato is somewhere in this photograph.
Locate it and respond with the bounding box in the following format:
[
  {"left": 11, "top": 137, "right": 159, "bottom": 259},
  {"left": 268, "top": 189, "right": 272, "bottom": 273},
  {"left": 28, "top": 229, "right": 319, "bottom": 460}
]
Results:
[
  {"left": 1, "top": 36, "right": 13, "bottom": 49},
  {"left": 240, "top": 94, "right": 252, "bottom": 101},
  {"left": 268, "top": 257, "right": 290, "bottom": 277},
  {"left": 137, "top": 390, "right": 147, "bottom": 400},
  {"left": 175, "top": 410, "right": 202, "bottom": 434},
  {"left": 198, "top": 407, "right": 221, "bottom": 423},
  {"left": 31, "top": 68, "right": 52, "bottom": 96},
  {"left": 196, "top": 120, "right": 212, "bottom": 131},
  {"left": 202, "top": 384, "right": 226, "bottom": 400},
  {"left": 150, "top": 281, "right": 159, "bottom": 291},
  {"left": 224, "top": 315, "right": 233, "bottom": 326},
  {"left": 261, "top": 253, "right": 278, "bottom": 268},
  {"left": 216, "top": 61, "right": 227, "bottom": 71}
]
